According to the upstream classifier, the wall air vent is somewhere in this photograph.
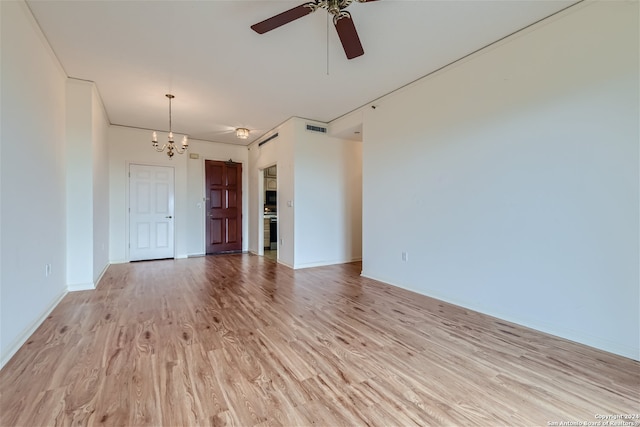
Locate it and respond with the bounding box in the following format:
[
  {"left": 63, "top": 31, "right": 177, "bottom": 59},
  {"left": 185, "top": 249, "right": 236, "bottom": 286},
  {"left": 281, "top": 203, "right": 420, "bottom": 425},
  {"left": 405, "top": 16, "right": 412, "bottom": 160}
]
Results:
[
  {"left": 258, "top": 133, "right": 278, "bottom": 147},
  {"left": 306, "top": 124, "right": 327, "bottom": 134}
]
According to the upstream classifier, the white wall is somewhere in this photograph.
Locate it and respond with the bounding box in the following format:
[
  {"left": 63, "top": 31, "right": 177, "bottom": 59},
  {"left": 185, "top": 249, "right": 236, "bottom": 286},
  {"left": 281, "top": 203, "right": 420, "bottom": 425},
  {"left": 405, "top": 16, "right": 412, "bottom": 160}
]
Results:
[
  {"left": 276, "top": 122, "right": 298, "bottom": 268},
  {"left": 0, "top": 1, "right": 68, "bottom": 366},
  {"left": 92, "top": 84, "right": 110, "bottom": 281},
  {"left": 109, "top": 126, "right": 189, "bottom": 262},
  {"left": 361, "top": 1, "right": 639, "bottom": 360},
  {"left": 109, "top": 126, "right": 249, "bottom": 261},
  {"left": 248, "top": 121, "right": 296, "bottom": 267},
  {"left": 66, "top": 80, "right": 109, "bottom": 290},
  {"left": 294, "top": 120, "right": 362, "bottom": 268},
  {"left": 248, "top": 117, "right": 363, "bottom": 269},
  {"left": 66, "top": 80, "right": 94, "bottom": 288}
]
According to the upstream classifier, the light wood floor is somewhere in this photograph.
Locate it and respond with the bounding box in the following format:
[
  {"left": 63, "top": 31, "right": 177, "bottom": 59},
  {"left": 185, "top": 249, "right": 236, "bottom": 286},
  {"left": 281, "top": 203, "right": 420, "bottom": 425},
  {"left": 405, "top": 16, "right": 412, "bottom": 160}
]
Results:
[
  {"left": 263, "top": 249, "right": 277, "bottom": 261},
  {"left": 1, "top": 255, "right": 638, "bottom": 426}
]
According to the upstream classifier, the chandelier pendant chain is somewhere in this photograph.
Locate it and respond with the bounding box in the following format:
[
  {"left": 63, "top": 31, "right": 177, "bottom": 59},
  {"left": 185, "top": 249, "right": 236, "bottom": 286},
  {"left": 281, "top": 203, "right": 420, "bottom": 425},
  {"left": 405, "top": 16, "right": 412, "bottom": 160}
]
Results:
[{"left": 168, "top": 94, "right": 173, "bottom": 138}]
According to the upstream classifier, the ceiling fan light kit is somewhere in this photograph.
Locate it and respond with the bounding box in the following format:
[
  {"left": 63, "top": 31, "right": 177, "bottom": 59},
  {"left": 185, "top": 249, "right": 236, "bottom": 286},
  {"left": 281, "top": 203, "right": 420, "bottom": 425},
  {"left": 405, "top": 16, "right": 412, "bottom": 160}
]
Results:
[
  {"left": 251, "top": 0, "right": 378, "bottom": 60},
  {"left": 152, "top": 94, "right": 188, "bottom": 159}
]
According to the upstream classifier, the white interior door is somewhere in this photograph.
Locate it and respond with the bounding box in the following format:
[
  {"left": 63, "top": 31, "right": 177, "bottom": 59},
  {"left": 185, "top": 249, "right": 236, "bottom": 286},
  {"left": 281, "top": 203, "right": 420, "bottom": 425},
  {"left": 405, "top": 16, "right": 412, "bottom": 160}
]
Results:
[{"left": 129, "top": 164, "right": 175, "bottom": 261}]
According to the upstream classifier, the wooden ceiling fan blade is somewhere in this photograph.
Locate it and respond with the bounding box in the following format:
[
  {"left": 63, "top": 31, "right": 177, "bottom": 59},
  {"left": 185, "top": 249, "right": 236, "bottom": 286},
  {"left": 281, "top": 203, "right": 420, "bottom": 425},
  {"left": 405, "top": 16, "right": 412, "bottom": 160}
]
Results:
[
  {"left": 251, "top": 3, "right": 316, "bottom": 34},
  {"left": 334, "top": 12, "right": 364, "bottom": 60}
]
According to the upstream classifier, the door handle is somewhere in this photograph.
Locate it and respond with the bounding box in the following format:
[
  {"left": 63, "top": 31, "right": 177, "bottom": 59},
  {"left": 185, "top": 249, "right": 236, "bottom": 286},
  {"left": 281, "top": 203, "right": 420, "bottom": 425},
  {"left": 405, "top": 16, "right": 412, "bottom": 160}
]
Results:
[{"left": 165, "top": 216, "right": 173, "bottom": 219}]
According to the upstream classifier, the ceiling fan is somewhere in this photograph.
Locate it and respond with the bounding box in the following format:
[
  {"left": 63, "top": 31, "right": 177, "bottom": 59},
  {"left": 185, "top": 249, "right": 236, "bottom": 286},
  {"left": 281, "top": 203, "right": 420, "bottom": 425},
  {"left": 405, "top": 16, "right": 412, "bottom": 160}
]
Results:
[{"left": 251, "top": 0, "right": 378, "bottom": 60}]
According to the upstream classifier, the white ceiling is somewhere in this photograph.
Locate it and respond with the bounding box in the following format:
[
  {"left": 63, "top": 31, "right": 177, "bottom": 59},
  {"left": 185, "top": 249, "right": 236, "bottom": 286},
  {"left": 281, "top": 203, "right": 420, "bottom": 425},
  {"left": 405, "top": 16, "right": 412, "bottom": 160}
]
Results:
[{"left": 26, "top": 0, "right": 577, "bottom": 145}]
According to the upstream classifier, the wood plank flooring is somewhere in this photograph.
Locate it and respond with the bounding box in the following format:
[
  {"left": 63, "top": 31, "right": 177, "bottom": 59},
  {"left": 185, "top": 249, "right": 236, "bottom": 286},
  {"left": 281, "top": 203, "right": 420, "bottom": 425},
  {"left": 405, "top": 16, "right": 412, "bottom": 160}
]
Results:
[{"left": 1, "top": 254, "right": 638, "bottom": 426}]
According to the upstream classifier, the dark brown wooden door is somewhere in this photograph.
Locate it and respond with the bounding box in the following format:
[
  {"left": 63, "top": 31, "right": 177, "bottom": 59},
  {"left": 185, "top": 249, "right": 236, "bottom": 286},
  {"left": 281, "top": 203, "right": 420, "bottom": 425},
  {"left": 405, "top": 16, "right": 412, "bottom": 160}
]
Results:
[{"left": 205, "top": 160, "right": 242, "bottom": 254}]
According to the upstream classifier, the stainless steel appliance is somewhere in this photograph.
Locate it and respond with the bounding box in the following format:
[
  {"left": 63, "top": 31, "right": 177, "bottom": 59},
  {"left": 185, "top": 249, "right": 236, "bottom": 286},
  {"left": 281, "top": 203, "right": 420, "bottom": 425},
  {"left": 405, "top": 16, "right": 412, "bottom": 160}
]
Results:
[{"left": 269, "top": 217, "right": 277, "bottom": 250}]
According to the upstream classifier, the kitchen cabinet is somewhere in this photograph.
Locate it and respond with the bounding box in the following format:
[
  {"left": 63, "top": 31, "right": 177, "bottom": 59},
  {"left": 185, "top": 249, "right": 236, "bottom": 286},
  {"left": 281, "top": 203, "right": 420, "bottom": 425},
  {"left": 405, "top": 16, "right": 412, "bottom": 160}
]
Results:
[
  {"left": 265, "top": 178, "right": 277, "bottom": 190},
  {"left": 264, "top": 166, "right": 277, "bottom": 192},
  {"left": 264, "top": 218, "right": 270, "bottom": 248}
]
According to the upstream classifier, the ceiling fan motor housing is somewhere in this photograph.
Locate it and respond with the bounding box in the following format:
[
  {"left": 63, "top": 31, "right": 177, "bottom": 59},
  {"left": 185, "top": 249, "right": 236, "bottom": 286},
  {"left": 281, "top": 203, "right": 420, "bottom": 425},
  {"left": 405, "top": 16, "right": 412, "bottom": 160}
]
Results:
[{"left": 252, "top": 0, "right": 376, "bottom": 59}]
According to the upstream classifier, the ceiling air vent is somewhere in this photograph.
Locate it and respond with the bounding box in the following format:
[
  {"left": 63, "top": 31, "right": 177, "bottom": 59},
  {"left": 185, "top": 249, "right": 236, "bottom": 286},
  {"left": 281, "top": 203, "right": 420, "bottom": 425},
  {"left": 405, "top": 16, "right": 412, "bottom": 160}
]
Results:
[{"left": 306, "top": 124, "right": 327, "bottom": 134}]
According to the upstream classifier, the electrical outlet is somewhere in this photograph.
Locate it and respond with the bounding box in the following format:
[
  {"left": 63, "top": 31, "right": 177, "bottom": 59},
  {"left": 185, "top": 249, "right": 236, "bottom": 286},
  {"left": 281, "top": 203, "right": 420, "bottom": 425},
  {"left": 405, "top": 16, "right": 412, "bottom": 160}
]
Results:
[
  {"left": 45, "top": 264, "right": 52, "bottom": 277},
  {"left": 401, "top": 252, "right": 408, "bottom": 262}
]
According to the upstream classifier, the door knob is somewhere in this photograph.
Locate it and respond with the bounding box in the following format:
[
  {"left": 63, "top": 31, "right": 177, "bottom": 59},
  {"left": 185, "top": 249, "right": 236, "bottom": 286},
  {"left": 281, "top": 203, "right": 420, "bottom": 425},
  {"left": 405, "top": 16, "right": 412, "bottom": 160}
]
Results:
[{"left": 165, "top": 215, "right": 173, "bottom": 219}]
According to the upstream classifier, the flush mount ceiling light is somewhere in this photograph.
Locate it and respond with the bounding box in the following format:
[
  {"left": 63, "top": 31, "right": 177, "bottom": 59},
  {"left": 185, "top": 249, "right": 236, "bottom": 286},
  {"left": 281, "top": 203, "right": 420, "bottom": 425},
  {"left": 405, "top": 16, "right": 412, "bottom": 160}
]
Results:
[
  {"left": 152, "top": 94, "right": 188, "bottom": 159},
  {"left": 236, "top": 128, "right": 250, "bottom": 139}
]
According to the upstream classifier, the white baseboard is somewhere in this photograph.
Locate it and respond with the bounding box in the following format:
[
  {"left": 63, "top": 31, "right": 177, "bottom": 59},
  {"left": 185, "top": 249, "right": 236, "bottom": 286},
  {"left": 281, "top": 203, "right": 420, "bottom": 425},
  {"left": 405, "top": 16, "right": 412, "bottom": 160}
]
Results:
[
  {"left": 67, "top": 282, "right": 95, "bottom": 291},
  {"left": 0, "top": 288, "right": 68, "bottom": 370},
  {"left": 360, "top": 271, "right": 639, "bottom": 362},
  {"left": 67, "top": 263, "right": 110, "bottom": 292},
  {"left": 277, "top": 259, "right": 294, "bottom": 269},
  {"left": 293, "top": 257, "right": 362, "bottom": 270}
]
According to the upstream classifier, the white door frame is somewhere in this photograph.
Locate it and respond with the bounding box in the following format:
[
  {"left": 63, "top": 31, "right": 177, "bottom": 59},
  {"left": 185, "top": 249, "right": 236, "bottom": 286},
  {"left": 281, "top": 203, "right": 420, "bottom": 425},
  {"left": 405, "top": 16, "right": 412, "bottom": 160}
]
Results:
[{"left": 258, "top": 168, "right": 265, "bottom": 257}]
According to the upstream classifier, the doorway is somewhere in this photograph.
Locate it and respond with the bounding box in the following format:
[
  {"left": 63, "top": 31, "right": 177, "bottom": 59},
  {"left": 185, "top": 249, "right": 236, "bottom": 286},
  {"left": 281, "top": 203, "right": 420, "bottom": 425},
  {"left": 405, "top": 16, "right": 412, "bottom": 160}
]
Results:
[
  {"left": 129, "top": 164, "right": 175, "bottom": 261},
  {"left": 205, "top": 159, "right": 243, "bottom": 254},
  {"left": 263, "top": 165, "right": 277, "bottom": 260}
]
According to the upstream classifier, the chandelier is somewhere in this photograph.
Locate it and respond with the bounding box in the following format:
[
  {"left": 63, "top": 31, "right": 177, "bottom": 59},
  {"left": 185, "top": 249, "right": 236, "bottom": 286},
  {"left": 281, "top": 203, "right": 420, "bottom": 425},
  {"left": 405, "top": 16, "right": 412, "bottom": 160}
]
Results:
[
  {"left": 152, "top": 94, "right": 188, "bottom": 159},
  {"left": 236, "top": 128, "right": 250, "bottom": 139}
]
